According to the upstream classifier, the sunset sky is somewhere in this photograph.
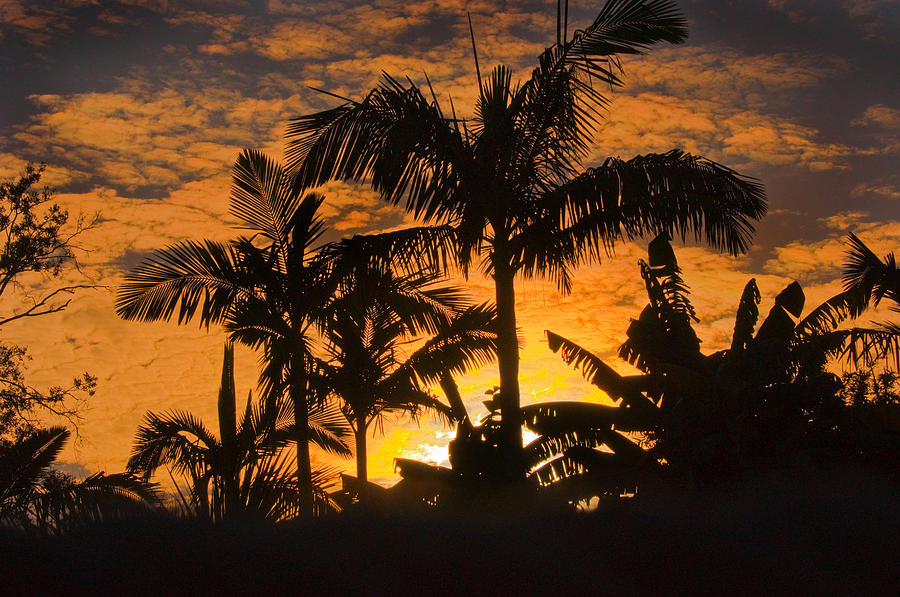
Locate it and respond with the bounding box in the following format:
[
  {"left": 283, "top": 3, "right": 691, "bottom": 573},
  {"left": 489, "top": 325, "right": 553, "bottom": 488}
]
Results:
[{"left": 1, "top": 0, "right": 898, "bottom": 485}]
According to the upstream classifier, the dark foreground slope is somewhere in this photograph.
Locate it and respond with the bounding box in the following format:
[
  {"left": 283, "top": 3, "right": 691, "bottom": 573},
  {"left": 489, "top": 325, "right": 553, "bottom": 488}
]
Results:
[{"left": 2, "top": 469, "right": 897, "bottom": 596}]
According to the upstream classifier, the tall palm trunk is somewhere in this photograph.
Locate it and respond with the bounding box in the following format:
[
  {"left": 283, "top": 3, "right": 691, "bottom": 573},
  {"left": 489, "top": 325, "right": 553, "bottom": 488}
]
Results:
[
  {"left": 290, "top": 363, "right": 314, "bottom": 517},
  {"left": 354, "top": 410, "right": 368, "bottom": 495},
  {"left": 494, "top": 261, "right": 524, "bottom": 480},
  {"left": 217, "top": 343, "right": 240, "bottom": 519}
]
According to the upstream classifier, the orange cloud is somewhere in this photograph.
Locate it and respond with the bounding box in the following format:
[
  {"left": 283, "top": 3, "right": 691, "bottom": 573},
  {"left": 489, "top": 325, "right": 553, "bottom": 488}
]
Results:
[
  {"left": 852, "top": 182, "right": 900, "bottom": 201},
  {"left": 853, "top": 104, "right": 900, "bottom": 130},
  {"left": 588, "top": 93, "right": 850, "bottom": 171},
  {"left": 11, "top": 84, "right": 315, "bottom": 193},
  {"left": 764, "top": 219, "right": 900, "bottom": 282},
  {"left": 627, "top": 47, "right": 848, "bottom": 107}
]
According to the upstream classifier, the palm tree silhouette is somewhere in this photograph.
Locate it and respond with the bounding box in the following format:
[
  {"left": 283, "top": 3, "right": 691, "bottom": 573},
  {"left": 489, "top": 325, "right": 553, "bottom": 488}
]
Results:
[
  {"left": 0, "top": 426, "right": 162, "bottom": 532},
  {"left": 117, "top": 150, "right": 339, "bottom": 516},
  {"left": 317, "top": 256, "right": 498, "bottom": 490},
  {"left": 127, "top": 342, "right": 350, "bottom": 520},
  {"left": 285, "top": 0, "right": 767, "bottom": 478},
  {"left": 117, "top": 149, "right": 450, "bottom": 515}
]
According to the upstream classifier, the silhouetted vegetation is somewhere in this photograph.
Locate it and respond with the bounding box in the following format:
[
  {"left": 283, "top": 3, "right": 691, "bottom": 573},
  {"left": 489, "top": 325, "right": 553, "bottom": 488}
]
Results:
[
  {"left": 127, "top": 343, "right": 348, "bottom": 520},
  {"left": 0, "top": 166, "right": 135, "bottom": 535},
  {"left": 117, "top": 149, "right": 476, "bottom": 514},
  {"left": 3, "top": 1, "right": 899, "bottom": 593},
  {"left": 286, "top": 0, "right": 767, "bottom": 481},
  {"left": 0, "top": 426, "right": 161, "bottom": 534},
  {"left": 543, "top": 232, "right": 900, "bottom": 497},
  {"left": 319, "top": 282, "right": 498, "bottom": 488},
  {"left": 0, "top": 165, "right": 96, "bottom": 444}
]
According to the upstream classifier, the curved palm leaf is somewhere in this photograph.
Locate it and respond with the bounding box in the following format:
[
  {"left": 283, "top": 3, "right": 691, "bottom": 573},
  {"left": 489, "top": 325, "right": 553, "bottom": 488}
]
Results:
[
  {"left": 230, "top": 149, "right": 311, "bottom": 250},
  {"left": 274, "top": 406, "right": 354, "bottom": 458},
  {"left": 524, "top": 428, "right": 610, "bottom": 471},
  {"left": 522, "top": 401, "right": 655, "bottom": 436},
  {"left": 389, "top": 303, "right": 499, "bottom": 388},
  {"left": 793, "top": 286, "right": 870, "bottom": 339},
  {"left": 531, "top": 151, "right": 767, "bottom": 267},
  {"left": 116, "top": 240, "right": 251, "bottom": 326},
  {"left": 546, "top": 330, "right": 655, "bottom": 409},
  {"left": 843, "top": 232, "right": 900, "bottom": 309},
  {"left": 0, "top": 426, "right": 69, "bottom": 510},
  {"left": 320, "top": 269, "right": 498, "bottom": 486},
  {"left": 127, "top": 410, "right": 218, "bottom": 481},
  {"left": 811, "top": 328, "right": 900, "bottom": 370},
  {"left": 518, "top": 1, "right": 688, "bottom": 175},
  {"left": 286, "top": 75, "right": 466, "bottom": 223},
  {"left": 34, "top": 472, "right": 164, "bottom": 532},
  {"left": 320, "top": 225, "right": 458, "bottom": 278}
]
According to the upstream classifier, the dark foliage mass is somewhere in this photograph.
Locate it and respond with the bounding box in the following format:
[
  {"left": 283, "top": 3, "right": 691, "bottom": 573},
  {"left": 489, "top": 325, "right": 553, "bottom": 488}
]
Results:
[
  {"left": 116, "top": 148, "right": 496, "bottom": 514},
  {"left": 2, "top": 471, "right": 897, "bottom": 595},
  {"left": 0, "top": 426, "right": 161, "bottom": 534},
  {"left": 387, "top": 232, "right": 898, "bottom": 508},
  {"left": 540, "top": 232, "right": 900, "bottom": 497}
]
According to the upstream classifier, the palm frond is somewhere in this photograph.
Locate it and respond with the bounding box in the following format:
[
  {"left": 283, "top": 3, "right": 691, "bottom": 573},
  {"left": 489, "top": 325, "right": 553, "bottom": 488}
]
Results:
[
  {"left": 843, "top": 232, "right": 900, "bottom": 308},
  {"left": 545, "top": 150, "right": 767, "bottom": 261},
  {"left": 62, "top": 472, "right": 163, "bottom": 513},
  {"left": 230, "top": 149, "right": 306, "bottom": 250},
  {"left": 793, "top": 286, "right": 870, "bottom": 338},
  {"left": 569, "top": 0, "right": 687, "bottom": 58},
  {"left": 29, "top": 472, "right": 164, "bottom": 533},
  {"left": 286, "top": 75, "right": 466, "bottom": 223},
  {"left": 0, "top": 427, "right": 69, "bottom": 508},
  {"left": 524, "top": 428, "right": 609, "bottom": 471},
  {"left": 126, "top": 410, "right": 218, "bottom": 481},
  {"left": 646, "top": 232, "right": 697, "bottom": 322},
  {"left": 812, "top": 327, "right": 900, "bottom": 370},
  {"left": 392, "top": 303, "right": 499, "bottom": 387},
  {"left": 528, "top": 441, "right": 647, "bottom": 490},
  {"left": 377, "top": 385, "right": 455, "bottom": 428},
  {"left": 521, "top": 0, "right": 688, "bottom": 166},
  {"left": 225, "top": 299, "right": 291, "bottom": 349},
  {"left": 277, "top": 403, "right": 353, "bottom": 458},
  {"left": 320, "top": 225, "right": 458, "bottom": 278},
  {"left": 522, "top": 401, "right": 656, "bottom": 436},
  {"left": 115, "top": 240, "right": 250, "bottom": 326}
]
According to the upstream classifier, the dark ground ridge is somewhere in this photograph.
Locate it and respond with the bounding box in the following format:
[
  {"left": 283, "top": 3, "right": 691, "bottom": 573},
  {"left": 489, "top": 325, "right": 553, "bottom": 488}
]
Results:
[{"left": 2, "top": 469, "right": 897, "bottom": 596}]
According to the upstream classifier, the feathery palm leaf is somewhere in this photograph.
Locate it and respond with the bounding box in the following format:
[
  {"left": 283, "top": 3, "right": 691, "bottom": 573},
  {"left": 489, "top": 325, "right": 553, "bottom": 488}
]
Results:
[
  {"left": 843, "top": 232, "right": 900, "bottom": 309},
  {"left": 390, "top": 303, "right": 499, "bottom": 387},
  {"left": 0, "top": 426, "right": 69, "bottom": 509},
  {"left": 127, "top": 410, "right": 218, "bottom": 481},
  {"left": 115, "top": 240, "right": 251, "bottom": 326}
]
